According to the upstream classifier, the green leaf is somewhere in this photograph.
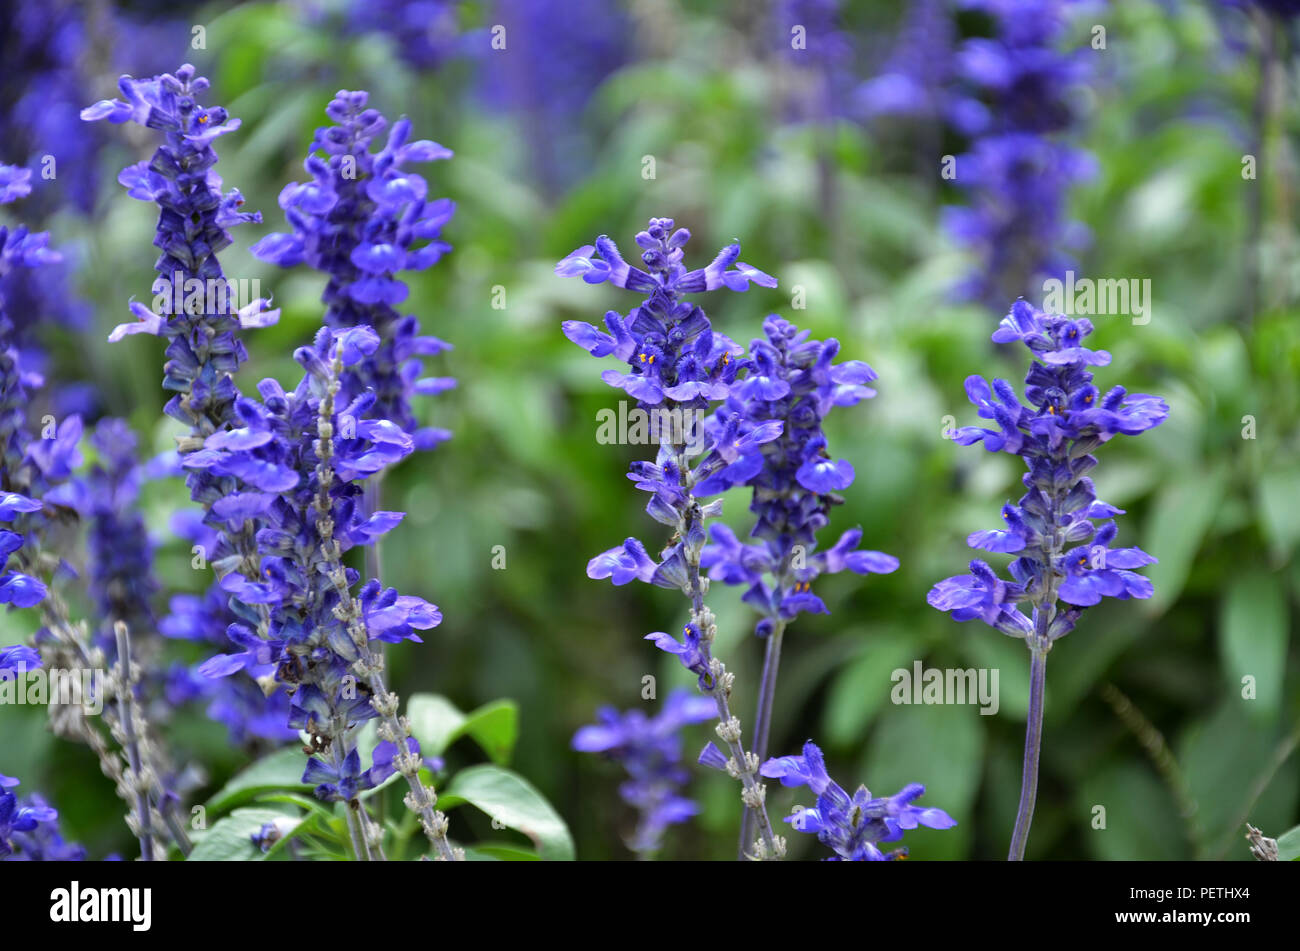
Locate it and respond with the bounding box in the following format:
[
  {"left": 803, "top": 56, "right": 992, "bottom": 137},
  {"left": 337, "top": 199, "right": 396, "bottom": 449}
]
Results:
[
  {"left": 821, "top": 632, "right": 918, "bottom": 746},
  {"left": 440, "top": 765, "right": 574, "bottom": 861},
  {"left": 1276, "top": 825, "right": 1300, "bottom": 861},
  {"left": 1076, "top": 761, "right": 1188, "bottom": 860},
  {"left": 208, "top": 747, "right": 311, "bottom": 813},
  {"left": 1257, "top": 468, "right": 1300, "bottom": 566},
  {"left": 465, "top": 843, "right": 540, "bottom": 861},
  {"left": 1219, "top": 572, "right": 1288, "bottom": 724},
  {"left": 457, "top": 700, "right": 519, "bottom": 765},
  {"left": 188, "top": 807, "right": 301, "bottom": 862},
  {"left": 1143, "top": 464, "right": 1228, "bottom": 613},
  {"left": 406, "top": 694, "right": 519, "bottom": 764},
  {"left": 407, "top": 693, "right": 466, "bottom": 756}
]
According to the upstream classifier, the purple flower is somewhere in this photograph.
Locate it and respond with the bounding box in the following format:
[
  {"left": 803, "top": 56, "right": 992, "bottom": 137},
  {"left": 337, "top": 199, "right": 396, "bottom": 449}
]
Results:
[
  {"left": 938, "top": 1, "right": 1097, "bottom": 306},
  {"left": 759, "top": 741, "right": 956, "bottom": 861},
  {"left": 930, "top": 299, "right": 1168, "bottom": 641},
  {"left": 0, "top": 645, "right": 40, "bottom": 678},
  {"left": 573, "top": 689, "right": 716, "bottom": 855},
  {"left": 0, "top": 777, "right": 69, "bottom": 860},
  {"left": 251, "top": 90, "right": 454, "bottom": 453},
  {"left": 700, "top": 317, "right": 897, "bottom": 632}
]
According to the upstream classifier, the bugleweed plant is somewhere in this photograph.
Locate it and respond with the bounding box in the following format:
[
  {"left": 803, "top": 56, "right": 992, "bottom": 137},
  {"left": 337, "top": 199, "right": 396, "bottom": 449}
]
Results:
[{"left": 929, "top": 300, "right": 1168, "bottom": 859}]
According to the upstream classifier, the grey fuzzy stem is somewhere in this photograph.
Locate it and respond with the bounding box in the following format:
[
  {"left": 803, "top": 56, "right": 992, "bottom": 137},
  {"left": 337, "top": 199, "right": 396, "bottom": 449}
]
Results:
[
  {"left": 685, "top": 562, "right": 782, "bottom": 861},
  {"left": 113, "top": 622, "right": 156, "bottom": 861},
  {"left": 27, "top": 580, "right": 168, "bottom": 857},
  {"left": 315, "top": 350, "right": 461, "bottom": 862},
  {"left": 159, "top": 796, "right": 193, "bottom": 857},
  {"left": 673, "top": 441, "right": 782, "bottom": 861},
  {"left": 738, "top": 619, "right": 785, "bottom": 859},
  {"left": 1009, "top": 643, "right": 1048, "bottom": 861}
]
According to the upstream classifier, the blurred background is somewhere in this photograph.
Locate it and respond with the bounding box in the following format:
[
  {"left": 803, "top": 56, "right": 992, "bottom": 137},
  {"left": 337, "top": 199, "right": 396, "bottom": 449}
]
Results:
[{"left": 1, "top": 0, "right": 1298, "bottom": 860}]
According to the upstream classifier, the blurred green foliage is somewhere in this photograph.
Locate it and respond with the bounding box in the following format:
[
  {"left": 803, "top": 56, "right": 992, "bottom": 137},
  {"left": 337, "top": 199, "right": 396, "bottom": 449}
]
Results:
[{"left": 2, "top": 0, "right": 1298, "bottom": 860}]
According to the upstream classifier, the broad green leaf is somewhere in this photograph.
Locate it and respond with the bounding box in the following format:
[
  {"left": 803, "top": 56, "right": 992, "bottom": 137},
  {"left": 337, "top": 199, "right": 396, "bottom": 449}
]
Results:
[
  {"left": 457, "top": 700, "right": 519, "bottom": 765},
  {"left": 208, "top": 747, "right": 311, "bottom": 813},
  {"left": 407, "top": 693, "right": 466, "bottom": 756},
  {"left": 188, "top": 807, "right": 301, "bottom": 862},
  {"left": 1219, "top": 572, "right": 1288, "bottom": 724},
  {"left": 822, "top": 632, "right": 922, "bottom": 746},
  {"left": 440, "top": 765, "right": 574, "bottom": 861},
  {"left": 406, "top": 694, "right": 519, "bottom": 764},
  {"left": 1143, "top": 464, "right": 1228, "bottom": 613},
  {"left": 465, "top": 843, "right": 540, "bottom": 861},
  {"left": 1257, "top": 467, "right": 1300, "bottom": 566},
  {"left": 1077, "top": 761, "right": 1188, "bottom": 860},
  {"left": 1276, "top": 825, "right": 1300, "bottom": 861}
]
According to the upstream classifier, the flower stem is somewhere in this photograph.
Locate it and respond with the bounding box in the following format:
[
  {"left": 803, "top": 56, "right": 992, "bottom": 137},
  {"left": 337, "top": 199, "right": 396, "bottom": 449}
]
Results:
[
  {"left": 737, "top": 620, "right": 785, "bottom": 859},
  {"left": 1008, "top": 644, "right": 1048, "bottom": 861},
  {"left": 112, "top": 623, "right": 156, "bottom": 862}
]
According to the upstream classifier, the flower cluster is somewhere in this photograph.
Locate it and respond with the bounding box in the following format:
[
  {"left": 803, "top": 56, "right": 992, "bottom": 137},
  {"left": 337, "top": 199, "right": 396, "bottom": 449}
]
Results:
[
  {"left": 560, "top": 222, "right": 780, "bottom": 600},
  {"left": 84, "top": 64, "right": 284, "bottom": 738},
  {"left": 1, "top": 165, "right": 79, "bottom": 610},
  {"left": 572, "top": 689, "right": 716, "bottom": 855},
  {"left": 758, "top": 741, "right": 955, "bottom": 861},
  {"left": 0, "top": 773, "right": 84, "bottom": 861},
  {"left": 252, "top": 91, "right": 455, "bottom": 452},
  {"left": 928, "top": 301, "right": 1168, "bottom": 641},
  {"left": 192, "top": 326, "right": 438, "bottom": 794},
  {"left": 343, "top": 0, "right": 463, "bottom": 70},
  {"left": 940, "top": 0, "right": 1096, "bottom": 306},
  {"left": 476, "top": 0, "right": 630, "bottom": 190},
  {"left": 159, "top": 512, "right": 297, "bottom": 744},
  {"left": 49, "top": 419, "right": 160, "bottom": 653},
  {"left": 560, "top": 218, "right": 794, "bottom": 859},
  {"left": 700, "top": 315, "right": 897, "bottom": 634}
]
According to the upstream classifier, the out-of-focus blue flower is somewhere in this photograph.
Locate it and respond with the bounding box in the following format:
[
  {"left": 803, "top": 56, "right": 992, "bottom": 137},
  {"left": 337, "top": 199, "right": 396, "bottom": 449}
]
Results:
[
  {"left": 573, "top": 689, "right": 716, "bottom": 855},
  {"left": 859, "top": 0, "right": 953, "bottom": 119},
  {"left": 53, "top": 419, "right": 159, "bottom": 651},
  {"left": 252, "top": 91, "right": 454, "bottom": 453},
  {"left": 0, "top": 168, "right": 81, "bottom": 612},
  {"left": 937, "top": 0, "right": 1097, "bottom": 306},
  {"left": 476, "top": 0, "right": 630, "bottom": 190},
  {"left": 343, "top": 0, "right": 464, "bottom": 69},
  {"left": 700, "top": 315, "right": 897, "bottom": 632},
  {"left": 759, "top": 740, "right": 956, "bottom": 861},
  {"left": 771, "top": 0, "right": 859, "bottom": 122},
  {"left": 0, "top": 777, "right": 75, "bottom": 861},
  {"left": 0, "top": 645, "right": 40, "bottom": 677},
  {"left": 929, "top": 300, "right": 1168, "bottom": 641}
]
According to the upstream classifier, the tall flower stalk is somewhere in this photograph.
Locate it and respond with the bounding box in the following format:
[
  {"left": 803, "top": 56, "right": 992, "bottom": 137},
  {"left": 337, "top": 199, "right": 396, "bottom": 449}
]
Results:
[
  {"left": 699, "top": 315, "right": 898, "bottom": 855},
  {"left": 558, "top": 218, "right": 793, "bottom": 859},
  {"left": 252, "top": 89, "right": 455, "bottom": 594},
  {"left": 928, "top": 300, "right": 1168, "bottom": 859}
]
